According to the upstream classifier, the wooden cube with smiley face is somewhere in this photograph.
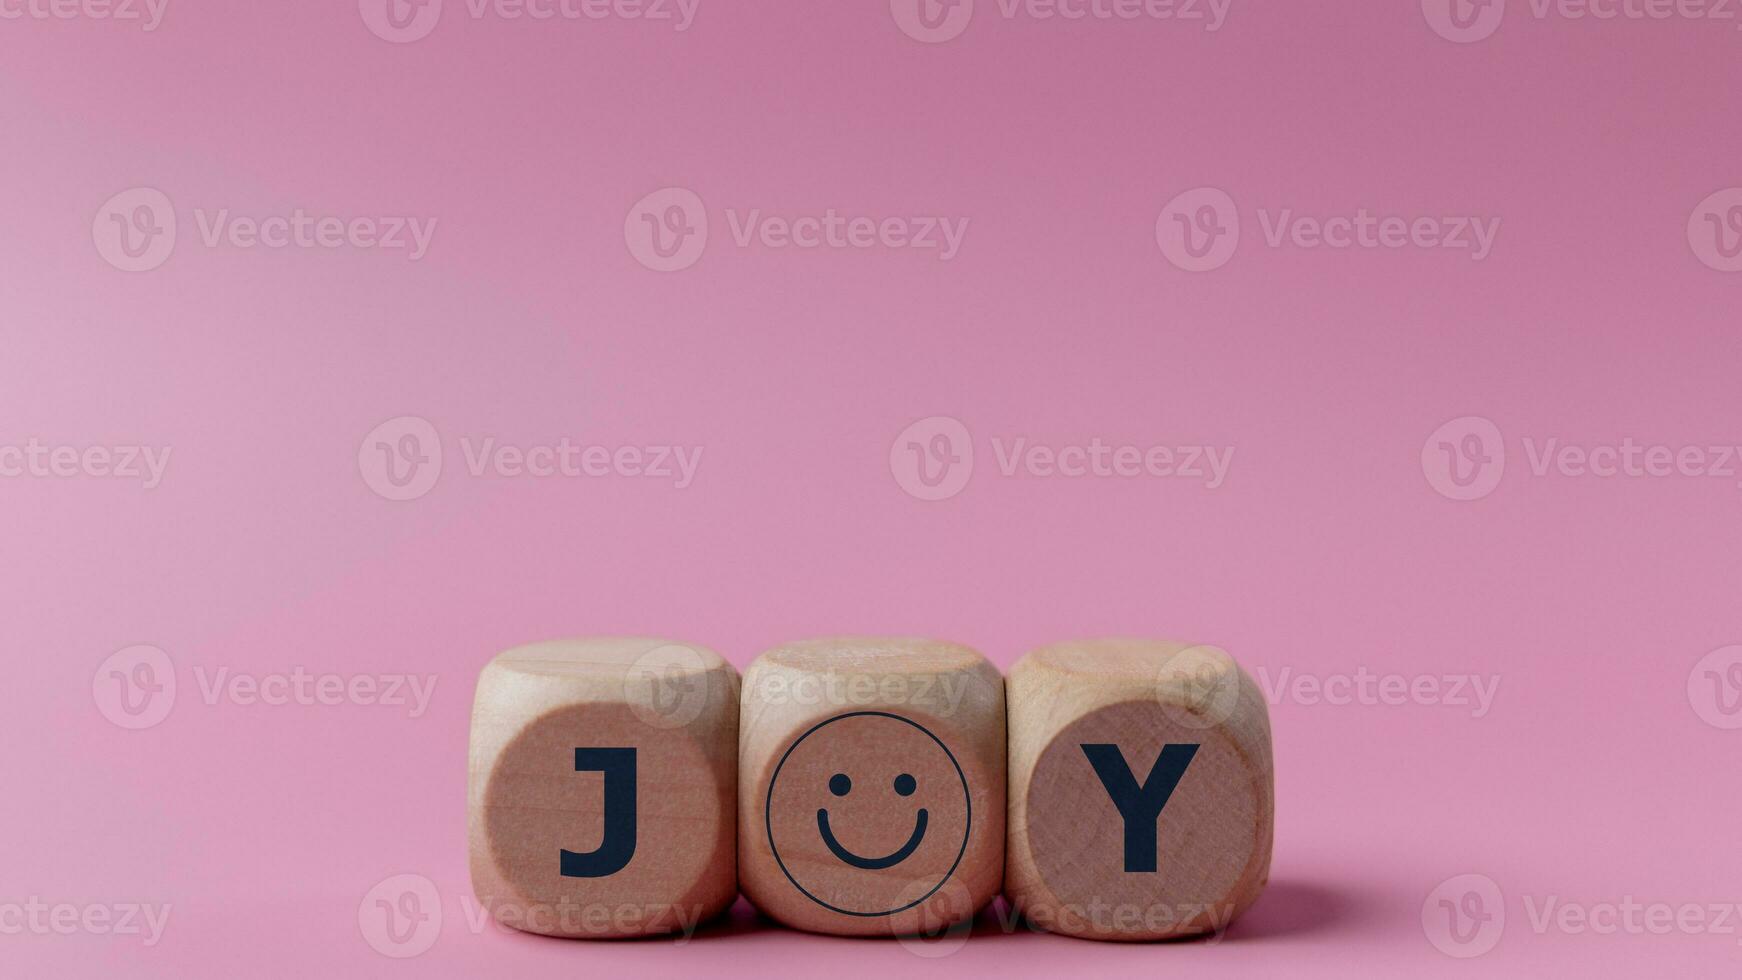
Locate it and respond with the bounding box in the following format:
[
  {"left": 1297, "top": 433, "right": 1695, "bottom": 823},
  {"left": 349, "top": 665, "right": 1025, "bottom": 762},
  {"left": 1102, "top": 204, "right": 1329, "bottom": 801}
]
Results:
[
  {"left": 1005, "top": 639, "right": 1274, "bottom": 941},
  {"left": 468, "top": 637, "right": 740, "bottom": 939},
  {"left": 737, "top": 637, "right": 1006, "bottom": 936}
]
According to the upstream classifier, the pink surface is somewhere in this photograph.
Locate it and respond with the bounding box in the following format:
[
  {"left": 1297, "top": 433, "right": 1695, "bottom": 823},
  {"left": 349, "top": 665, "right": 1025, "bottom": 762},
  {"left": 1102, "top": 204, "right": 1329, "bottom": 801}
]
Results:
[{"left": 4, "top": 1, "right": 1741, "bottom": 976}]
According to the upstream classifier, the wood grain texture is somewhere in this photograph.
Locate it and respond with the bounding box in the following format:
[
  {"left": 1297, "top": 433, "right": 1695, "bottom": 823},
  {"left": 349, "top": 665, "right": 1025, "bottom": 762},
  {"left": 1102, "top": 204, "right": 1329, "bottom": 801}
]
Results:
[
  {"left": 738, "top": 637, "right": 1006, "bottom": 936},
  {"left": 467, "top": 637, "right": 739, "bottom": 938},
  {"left": 1006, "top": 638, "right": 1273, "bottom": 941}
]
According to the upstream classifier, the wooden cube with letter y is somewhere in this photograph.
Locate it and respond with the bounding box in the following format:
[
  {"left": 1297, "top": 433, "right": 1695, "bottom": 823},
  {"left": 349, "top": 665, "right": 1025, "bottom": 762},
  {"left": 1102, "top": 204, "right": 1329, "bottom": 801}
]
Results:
[
  {"left": 1005, "top": 638, "right": 1274, "bottom": 941},
  {"left": 467, "top": 637, "right": 739, "bottom": 938}
]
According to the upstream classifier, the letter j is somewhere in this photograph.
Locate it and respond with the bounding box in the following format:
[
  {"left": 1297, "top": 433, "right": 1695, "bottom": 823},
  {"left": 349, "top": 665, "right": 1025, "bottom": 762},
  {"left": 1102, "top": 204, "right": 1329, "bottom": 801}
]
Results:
[{"left": 561, "top": 747, "right": 637, "bottom": 878}]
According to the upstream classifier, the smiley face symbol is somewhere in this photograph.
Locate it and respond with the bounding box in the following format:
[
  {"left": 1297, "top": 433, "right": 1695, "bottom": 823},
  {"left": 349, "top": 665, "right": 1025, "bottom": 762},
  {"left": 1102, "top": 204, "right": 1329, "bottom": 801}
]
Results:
[
  {"left": 818, "top": 770, "right": 927, "bottom": 869},
  {"left": 766, "top": 711, "right": 970, "bottom": 917}
]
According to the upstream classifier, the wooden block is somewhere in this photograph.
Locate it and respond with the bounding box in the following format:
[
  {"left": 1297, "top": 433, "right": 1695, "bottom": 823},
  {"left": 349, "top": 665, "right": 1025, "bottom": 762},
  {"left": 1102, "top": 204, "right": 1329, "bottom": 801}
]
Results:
[
  {"left": 737, "top": 637, "right": 1006, "bottom": 936},
  {"left": 1006, "top": 639, "right": 1273, "bottom": 941},
  {"left": 468, "top": 637, "right": 739, "bottom": 938}
]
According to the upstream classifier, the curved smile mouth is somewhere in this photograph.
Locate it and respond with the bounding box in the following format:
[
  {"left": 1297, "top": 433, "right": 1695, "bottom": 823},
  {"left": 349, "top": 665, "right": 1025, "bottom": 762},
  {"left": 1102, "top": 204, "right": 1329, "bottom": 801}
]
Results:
[{"left": 816, "top": 808, "right": 929, "bottom": 870}]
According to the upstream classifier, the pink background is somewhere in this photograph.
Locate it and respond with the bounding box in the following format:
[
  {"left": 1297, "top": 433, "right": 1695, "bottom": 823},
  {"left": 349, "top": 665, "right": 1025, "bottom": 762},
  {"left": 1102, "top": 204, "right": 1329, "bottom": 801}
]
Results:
[{"left": 4, "top": 1, "right": 1741, "bottom": 975}]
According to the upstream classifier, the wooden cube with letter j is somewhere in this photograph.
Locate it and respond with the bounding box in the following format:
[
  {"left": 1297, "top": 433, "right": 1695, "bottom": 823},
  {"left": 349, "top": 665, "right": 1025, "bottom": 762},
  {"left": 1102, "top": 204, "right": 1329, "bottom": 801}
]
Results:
[
  {"left": 1005, "top": 638, "right": 1274, "bottom": 941},
  {"left": 467, "top": 637, "right": 740, "bottom": 938}
]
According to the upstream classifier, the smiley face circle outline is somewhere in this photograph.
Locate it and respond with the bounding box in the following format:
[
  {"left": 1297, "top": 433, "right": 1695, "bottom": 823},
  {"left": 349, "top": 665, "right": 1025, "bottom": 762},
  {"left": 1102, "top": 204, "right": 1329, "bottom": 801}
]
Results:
[{"left": 765, "top": 710, "right": 972, "bottom": 917}]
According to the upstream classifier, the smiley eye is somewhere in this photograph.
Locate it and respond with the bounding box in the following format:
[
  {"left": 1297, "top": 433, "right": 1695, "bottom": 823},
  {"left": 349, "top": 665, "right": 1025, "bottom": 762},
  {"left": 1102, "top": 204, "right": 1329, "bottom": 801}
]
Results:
[
  {"left": 894, "top": 773, "right": 916, "bottom": 796},
  {"left": 829, "top": 773, "right": 852, "bottom": 796}
]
